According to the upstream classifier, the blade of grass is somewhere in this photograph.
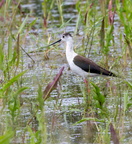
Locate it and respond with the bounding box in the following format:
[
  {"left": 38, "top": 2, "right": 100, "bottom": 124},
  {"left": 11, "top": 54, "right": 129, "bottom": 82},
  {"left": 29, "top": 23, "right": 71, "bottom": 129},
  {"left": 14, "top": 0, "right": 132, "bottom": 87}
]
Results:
[
  {"left": 0, "top": 131, "right": 14, "bottom": 144},
  {"left": 8, "top": 35, "right": 13, "bottom": 61},
  {"left": 17, "top": 15, "right": 28, "bottom": 35},
  {"left": 0, "top": 43, "right": 4, "bottom": 70},
  {"left": 0, "top": 70, "right": 27, "bottom": 94},
  {"left": 110, "top": 123, "right": 119, "bottom": 144},
  {"left": 74, "top": 117, "right": 105, "bottom": 125},
  {"left": 43, "top": 66, "right": 64, "bottom": 100}
]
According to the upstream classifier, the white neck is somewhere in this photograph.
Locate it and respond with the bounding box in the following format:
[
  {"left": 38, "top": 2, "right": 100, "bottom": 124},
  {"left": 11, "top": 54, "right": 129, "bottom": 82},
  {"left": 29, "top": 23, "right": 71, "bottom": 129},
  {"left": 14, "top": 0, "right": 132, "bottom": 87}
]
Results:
[
  {"left": 65, "top": 40, "right": 77, "bottom": 63},
  {"left": 66, "top": 40, "right": 74, "bottom": 52}
]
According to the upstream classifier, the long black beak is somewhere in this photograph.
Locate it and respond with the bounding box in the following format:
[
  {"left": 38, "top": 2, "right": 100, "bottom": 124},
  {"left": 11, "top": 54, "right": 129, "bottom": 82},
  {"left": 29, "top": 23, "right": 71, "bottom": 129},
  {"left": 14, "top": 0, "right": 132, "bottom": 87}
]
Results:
[{"left": 47, "top": 39, "right": 61, "bottom": 47}]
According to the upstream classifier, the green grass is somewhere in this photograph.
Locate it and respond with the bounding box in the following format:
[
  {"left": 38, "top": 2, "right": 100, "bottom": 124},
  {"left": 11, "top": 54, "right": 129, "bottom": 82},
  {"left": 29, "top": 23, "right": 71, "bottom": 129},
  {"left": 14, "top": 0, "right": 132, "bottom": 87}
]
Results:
[{"left": 0, "top": 0, "right": 131, "bottom": 144}]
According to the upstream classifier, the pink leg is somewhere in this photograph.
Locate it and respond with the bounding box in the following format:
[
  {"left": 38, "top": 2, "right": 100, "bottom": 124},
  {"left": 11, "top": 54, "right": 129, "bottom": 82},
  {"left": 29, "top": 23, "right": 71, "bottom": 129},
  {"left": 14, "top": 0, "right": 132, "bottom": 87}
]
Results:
[
  {"left": 84, "top": 79, "right": 88, "bottom": 84},
  {"left": 84, "top": 79, "right": 90, "bottom": 93}
]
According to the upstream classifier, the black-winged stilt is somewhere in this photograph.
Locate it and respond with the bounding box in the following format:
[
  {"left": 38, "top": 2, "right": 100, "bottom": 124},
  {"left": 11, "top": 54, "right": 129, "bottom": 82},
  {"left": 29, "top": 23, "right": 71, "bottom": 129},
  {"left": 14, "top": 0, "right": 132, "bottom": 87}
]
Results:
[{"left": 48, "top": 33, "right": 116, "bottom": 81}]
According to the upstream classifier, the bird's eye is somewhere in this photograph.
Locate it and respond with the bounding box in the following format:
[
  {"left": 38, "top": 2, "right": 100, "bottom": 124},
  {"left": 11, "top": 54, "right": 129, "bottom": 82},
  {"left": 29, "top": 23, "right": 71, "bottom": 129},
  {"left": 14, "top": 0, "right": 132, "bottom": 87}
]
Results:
[{"left": 62, "top": 35, "right": 65, "bottom": 38}]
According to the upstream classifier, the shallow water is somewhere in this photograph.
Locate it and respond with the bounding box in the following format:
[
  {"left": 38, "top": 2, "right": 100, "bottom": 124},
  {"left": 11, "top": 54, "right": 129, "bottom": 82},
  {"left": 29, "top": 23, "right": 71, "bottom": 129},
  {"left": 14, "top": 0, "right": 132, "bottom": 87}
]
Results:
[
  {"left": 20, "top": 0, "right": 132, "bottom": 143},
  {"left": 0, "top": 0, "right": 132, "bottom": 143}
]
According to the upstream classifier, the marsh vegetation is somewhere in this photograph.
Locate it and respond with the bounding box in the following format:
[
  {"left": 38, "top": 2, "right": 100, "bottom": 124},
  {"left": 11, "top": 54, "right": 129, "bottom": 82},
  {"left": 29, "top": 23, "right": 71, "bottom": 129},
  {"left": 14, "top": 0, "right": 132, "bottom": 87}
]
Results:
[{"left": 0, "top": 0, "right": 131, "bottom": 144}]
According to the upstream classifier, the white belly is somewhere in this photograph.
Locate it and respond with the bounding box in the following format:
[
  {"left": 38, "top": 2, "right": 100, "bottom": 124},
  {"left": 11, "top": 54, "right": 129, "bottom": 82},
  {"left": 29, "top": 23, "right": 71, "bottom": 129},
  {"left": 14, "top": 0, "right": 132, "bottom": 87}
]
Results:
[
  {"left": 69, "top": 60, "right": 88, "bottom": 79},
  {"left": 66, "top": 51, "right": 88, "bottom": 79},
  {"left": 65, "top": 42, "right": 88, "bottom": 79}
]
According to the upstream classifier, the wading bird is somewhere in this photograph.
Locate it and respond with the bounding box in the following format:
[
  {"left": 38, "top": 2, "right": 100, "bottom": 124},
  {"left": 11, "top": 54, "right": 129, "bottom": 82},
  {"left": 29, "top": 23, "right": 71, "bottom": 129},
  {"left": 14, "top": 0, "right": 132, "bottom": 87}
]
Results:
[{"left": 48, "top": 33, "right": 116, "bottom": 83}]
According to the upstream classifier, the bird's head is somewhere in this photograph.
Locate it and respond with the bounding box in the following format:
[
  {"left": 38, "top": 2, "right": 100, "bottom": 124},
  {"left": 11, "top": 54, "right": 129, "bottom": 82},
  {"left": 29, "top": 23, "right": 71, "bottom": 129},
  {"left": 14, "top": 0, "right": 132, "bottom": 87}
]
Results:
[
  {"left": 61, "top": 33, "right": 73, "bottom": 42},
  {"left": 47, "top": 33, "right": 73, "bottom": 47}
]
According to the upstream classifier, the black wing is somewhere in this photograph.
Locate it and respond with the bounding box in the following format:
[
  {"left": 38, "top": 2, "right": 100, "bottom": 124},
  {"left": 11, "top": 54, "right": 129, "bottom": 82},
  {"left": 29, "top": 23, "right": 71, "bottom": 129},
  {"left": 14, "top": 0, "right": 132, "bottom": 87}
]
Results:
[{"left": 73, "top": 55, "right": 116, "bottom": 77}]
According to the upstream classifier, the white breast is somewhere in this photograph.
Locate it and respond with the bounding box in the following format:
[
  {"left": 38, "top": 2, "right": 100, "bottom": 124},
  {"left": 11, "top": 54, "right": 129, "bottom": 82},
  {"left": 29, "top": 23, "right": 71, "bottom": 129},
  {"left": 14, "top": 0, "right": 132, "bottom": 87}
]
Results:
[{"left": 66, "top": 46, "right": 88, "bottom": 79}]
